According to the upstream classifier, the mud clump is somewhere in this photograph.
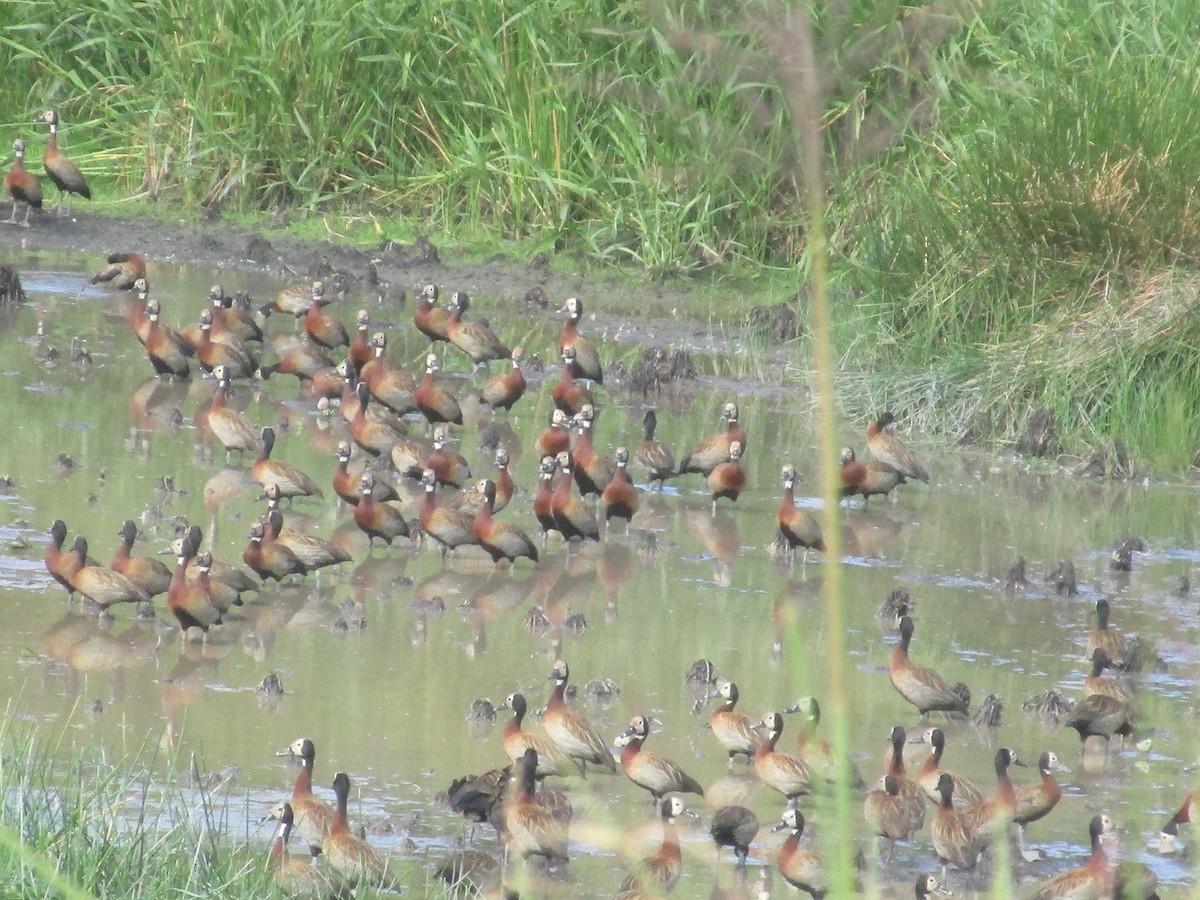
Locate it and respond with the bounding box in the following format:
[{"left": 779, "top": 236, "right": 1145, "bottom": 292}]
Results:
[{"left": 244, "top": 236, "right": 276, "bottom": 265}]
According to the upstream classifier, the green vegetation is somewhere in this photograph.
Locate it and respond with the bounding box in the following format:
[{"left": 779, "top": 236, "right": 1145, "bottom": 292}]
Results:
[{"left": 3, "top": 0, "right": 1200, "bottom": 468}]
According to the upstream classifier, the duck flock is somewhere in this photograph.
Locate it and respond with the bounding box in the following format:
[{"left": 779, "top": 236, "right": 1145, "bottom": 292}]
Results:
[{"left": 3, "top": 239, "right": 1194, "bottom": 900}]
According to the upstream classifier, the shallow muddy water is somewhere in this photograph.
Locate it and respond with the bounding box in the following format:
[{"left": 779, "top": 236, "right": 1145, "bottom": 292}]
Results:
[{"left": 0, "top": 245, "right": 1197, "bottom": 897}]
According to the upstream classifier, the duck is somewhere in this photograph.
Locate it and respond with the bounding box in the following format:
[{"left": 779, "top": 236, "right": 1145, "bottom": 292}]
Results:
[
  {"left": 533, "top": 409, "right": 571, "bottom": 460},
  {"left": 777, "top": 465, "right": 824, "bottom": 565},
  {"left": 570, "top": 404, "right": 615, "bottom": 497},
  {"left": 962, "top": 747, "right": 1025, "bottom": 837},
  {"left": 914, "top": 873, "right": 950, "bottom": 899},
  {"left": 635, "top": 410, "right": 675, "bottom": 488},
  {"left": 498, "top": 692, "right": 580, "bottom": 778},
  {"left": 274, "top": 737, "right": 335, "bottom": 857},
  {"left": 167, "top": 543, "right": 224, "bottom": 640},
  {"left": 1082, "top": 647, "right": 1135, "bottom": 704},
  {"left": 773, "top": 807, "right": 828, "bottom": 899},
  {"left": 532, "top": 455, "right": 560, "bottom": 542},
  {"left": 205, "top": 365, "right": 260, "bottom": 462},
  {"left": 1028, "top": 814, "right": 1115, "bottom": 900},
  {"left": 551, "top": 452, "right": 600, "bottom": 545},
  {"left": 273, "top": 280, "right": 330, "bottom": 320},
  {"left": 839, "top": 446, "right": 903, "bottom": 507},
  {"left": 784, "top": 696, "right": 864, "bottom": 788},
  {"left": 45, "top": 519, "right": 97, "bottom": 599},
  {"left": 865, "top": 774, "right": 921, "bottom": 857},
  {"left": 478, "top": 346, "right": 527, "bottom": 411},
  {"left": 473, "top": 479, "right": 538, "bottom": 565},
  {"left": 889, "top": 616, "right": 969, "bottom": 717},
  {"left": 361, "top": 333, "right": 417, "bottom": 415},
  {"left": 556, "top": 297, "right": 603, "bottom": 383},
  {"left": 331, "top": 441, "right": 398, "bottom": 506},
  {"left": 90, "top": 252, "right": 145, "bottom": 289},
  {"left": 505, "top": 748, "right": 570, "bottom": 862},
  {"left": 710, "top": 805, "right": 758, "bottom": 868},
  {"left": 5, "top": 138, "right": 42, "bottom": 227},
  {"left": 66, "top": 537, "right": 152, "bottom": 614},
  {"left": 710, "top": 681, "right": 761, "bottom": 765},
  {"left": 1159, "top": 791, "right": 1193, "bottom": 854},
  {"left": 37, "top": 110, "right": 90, "bottom": 217},
  {"left": 618, "top": 796, "right": 690, "bottom": 895},
  {"left": 424, "top": 425, "right": 472, "bottom": 487},
  {"left": 353, "top": 472, "right": 410, "bottom": 548},
  {"left": 110, "top": 519, "right": 172, "bottom": 599},
  {"left": 1085, "top": 597, "right": 1132, "bottom": 670},
  {"left": 418, "top": 468, "right": 477, "bottom": 558},
  {"left": 882, "top": 725, "right": 927, "bottom": 836},
  {"left": 915, "top": 727, "right": 983, "bottom": 808},
  {"left": 616, "top": 715, "right": 705, "bottom": 801},
  {"left": 143, "top": 300, "right": 192, "bottom": 378},
  {"left": 708, "top": 441, "right": 746, "bottom": 515},
  {"left": 172, "top": 525, "right": 257, "bottom": 611},
  {"left": 544, "top": 659, "right": 616, "bottom": 775},
  {"left": 1064, "top": 690, "right": 1135, "bottom": 746},
  {"left": 243, "top": 521, "right": 307, "bottom": 583},
  {"left": 866, "top": 411, "right": 929, "bottom": 483},
  {"left": 930, "top": 773, "right": 983, "bottom": 880},
  {"left": 551, "top": 346, "right": 594, "bottom": 416},
  {"left": 349, "top": 381, "right": 405, "bottom": 458},
  {"left": 414, "top": 283, "right": 451, "bottom": 344},
  {"left": 326, "top": 772, "right": 401, "bottom": 889},
  {"left": 263, "top": 506, "right": 351, "bottom": 573},
  {"left": 304, "top": 292, "right": 349, "bottom": 350},
  {"left": 210, "top": 285, "right": 264, "bottom": 343},
  {"left": 264, "top": 801, "right": 335, "bottom": 897},
  {"left": 434, "top": 849, "right": 516, "bottom": 899},
  {"left": 446, "top": 291, "right": 510, "bottom": 366},
  {"left": 193, "top": 308, "right": 256, "bottom": 378},
  {"left": 252, "top": 426, "right": 323, "bottom": 501},
  {"left": 347, "top": 310, "right": 373, "bottom": 371},
  {"left": 752, "top": 712, "right": 812, "bottom": 800},
  {"left": 256, "top": 342, "right": 333, "bottom": 382},
  {"left": 414, "top": 352, "right": 463, "bottom": 426},
  {"left": 1014, "top": 750, "right": 1064, "bottom": 861},
  {"left": 678, "top": 402, "right": 746, "bottom": 477}
]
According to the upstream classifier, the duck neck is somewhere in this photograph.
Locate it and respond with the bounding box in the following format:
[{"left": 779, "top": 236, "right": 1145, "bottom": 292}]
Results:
[{"left": 548, "top": 679, "right": 567, "bottom": 710}]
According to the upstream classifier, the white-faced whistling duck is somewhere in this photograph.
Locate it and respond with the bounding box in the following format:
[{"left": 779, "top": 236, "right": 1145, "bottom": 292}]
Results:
[
  {"left": 571, "top": 404, "right": 614, "bottom": 497},
  {"left": 867, "top": 411, "right": 929, "bottom": 483},
  {"left": 478, "top": 346, "right": 527, "bottom": 412},
  {"left": 143, "top": 300, "right": 192, "bottom": 378},
  {"left": 264, "top": 506, "right": 351, "bottom": 573},
  {"left": 616, "top": 715, "right": 704, "bottom": 802},
  {"left": 1013, "top": 750, "right": 1064, "bottom": 862},
  {"left": 784, "top": 696, "right": 865, "bottom": 788},
  {"left": 963, "top": 747, "right": 1025, "bottom": 837},
  {"left": 414, "top": 283, "right": 451, "bottom": 344},
  {"left": 193, "top": 308, "right": 255, "bottom": 378},
  {"left": 710, "top": 804, "right": 758, "bottom": 869},
  {"left": 418, "top": 468, "right": 476, "bottom": 558},
  {"left": 350, "top": 381, "right": 403, "bottom": 458},
  {"left": 552, "top": 346, "right": 594, "bottom": 416},
  {"left": 206, "top": 365, "right": 260, "bottom": 462},
  {"left": 1064, "top": 690, "right": 1135, "bottom": 747},
  {"left": 618, "top": 796, "right": 690, "bottom": 895},
  {"left": 557, "top": 297, "right": 603, "bottom": 384},
  {"left": 678, "top": 401, "right": 746, "bottom": 477},
  {"left": 636, "top": 409, "right": 676, "bottom": 488},
  {"left": 354, "top": 472, "right": 410, "bottom": 549},
  {"left": 865, "top": 774, "right": 921, "bottom": 856},
  {"left": 167, "top": 543, "right": 223, "bottom": 640},
  {"left": 91, "top": 252, "right": 146, "bottom": 290},
  {"left": 304, "top": 291, "right": 348, "bottom": 350},
  {"left": 347, "top": 309, "right": 372, "bottom": 370},
  {"left": 362, "top": 332, "right": 417, "bottom": 415},
  {"left": 773, "top": 807, "right": 828, "bottom": 899},
  {"left": 473, "top": 479, "right": 538, "bottom": 565},
  {"left": 332, "top": 441, "right": 399, "bottom": 506},
  {"left": 505, "top": 748, "right": 570, "bottom": 862},
  {"left": 752, "top": 712, "right": 812, "bottom": 801},
  {"left": 252, "top": 426, "right": 323, "bottom": 501},
  {"left": 446, "top": 291, "right": 510, "bottom": 367},
  {"left": 110, "top": 519, "right": 172, "bottom": 599},
  {"left": 709, "top": 681, "right": 761, "bottom": 766},
  {"left": 210, "top": 284, "right": 263, "bottom": 343},
  {"left": 1159, "top": 790, "right": 1193, "bottom": 854},
  {"left": 66, "top": 536, "right": 151, "bottom": 614},
  {"left": 256, "top": 341, "right": 332, "bottom": 382},
  {"left": 601, "top": 447, "right": 639, "bottom": 527},
  {"left": 930, "top": 773, "right": 983, "bottom": 880},
  {"left": 424, "top": 425, "right": 471, "bottom": 487},
  {"left": 777, "top": 465, "right": 824, "bottom": 565},
  {"left": 534, "top": 408, "right": 572, "bottom": 460},
  {"left": 5, "top": 138, "right": 42, "bottom": 227},
  {"left": 889, "top": 616, "right": 969, "bottom": 717},
  {"left": 533, "top": 455, "right": 559, "bottom": 542},
  {"left": 174, "top": 524, "right": 257, "bottom": 607},
  {"left": 1028, "top": 814, "right": 1115, "bottom": 900},
  {"left": 275, "top": 737, "right": 335, "bottom": 857},
  {"left": 273, "top": 280, "right": 330, "bottom": 320},
  {"left": 839, "top": 445, "right": 904, "bottom": 507},
  {"left": 487, "top": 447, "right": 513, "bottom": 513},
  {"left": 498, "top": 692, "right": 581, "bottom": 778},
  {"left": 914, "top": 873, "right": 950, "bottom": 899},
  {"left": 545, "top": 659, "right": 616, "bottom": 775},
  {"left": 916, "top": 727, "right": 983, "bottom": 809},
  {"left": 415, "top": 352, "right": 463, "bottom": 426},
  {"left": 264, "top": 801, "right": 335, "bottom": 896},
  {"left": 551, "top": 452, "right": 600, "bottom": 545},
  {"left": 1083, "top": 647, "right": 1135, "bottom": 704},
  {"left": 45, "top": 519, "right": 96, "bottom": 598},
  {"left": 38, "top": 110, "right": 90, "bottom": 217},
  {"left": 707, "top": 440, "right": 746, "bottom": 516},
  {"left": 326, "top": 771, "right": 401, "bottom": 890},
  {"left": 244, "top": 520, "right": 307, "bottom": 582}
]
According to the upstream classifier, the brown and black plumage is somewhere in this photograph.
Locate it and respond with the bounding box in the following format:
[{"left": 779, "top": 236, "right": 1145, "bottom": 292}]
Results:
[
  {"left": 867, "top": 411, "right": 928, "bottom": 483},
  {"left": 110, "top": 519, "right": 172, "bottom": 599},
  {"left": 90, "top": 252, "right": 145, "bottom": 289},
  {"left": 274, "top": 737, "right": 335, "bottom": 857},
  {"left": 678, "top": 401, "right": 746, "bottom": 476},
  {"left": 777, "top": 464, "right": 824, "bottom": 564},
  {"left": 617, "top": 715, "right": 704, "bottom": 801},
  {"left": 38, "top": 111, "right": 90, "bottom": 217},
  {"left": 557, "top": 297, "right": 603, "bottom": 383},
  {"left": 636, "top": 409, "right": 675, "bottom": 487},
  {"left": 473, "top": 479, "right": 538, "bottom": 565},
  {"left": 5, "top": 138, "right": 42, "bottom": 227},
  {"left": 505, "top": 748, "right": 570, "bottom": 862},
  {"left": 889, "top": 616, "right": 969, "bottom": 717},
  {"left": 446, "top": 291, "right": 510, "bottom": 366},
  {"left": 1028, "top": 814, "right": 1115, "bottom": 900},
  {"left": 839, "top": 445, "right": 904, "bottom": 506}
]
